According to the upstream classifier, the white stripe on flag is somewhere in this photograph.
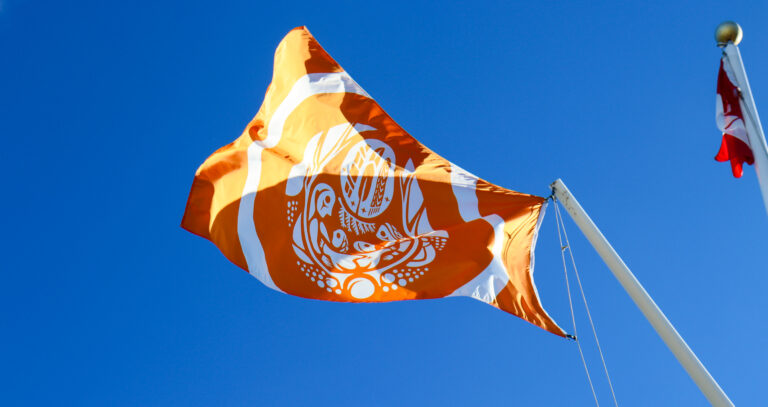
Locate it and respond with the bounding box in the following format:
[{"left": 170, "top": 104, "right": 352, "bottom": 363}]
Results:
[
  {"left": 448, "top": 164, "right": 509, "bottom": 303},
  {"left": 237, "top": 72, "right": 369, "bottom": 292}
]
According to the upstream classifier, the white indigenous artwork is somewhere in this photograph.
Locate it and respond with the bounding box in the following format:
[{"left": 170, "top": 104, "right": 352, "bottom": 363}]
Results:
[{"left": 286, "top": 123, "right": 448, "bottom": 300}]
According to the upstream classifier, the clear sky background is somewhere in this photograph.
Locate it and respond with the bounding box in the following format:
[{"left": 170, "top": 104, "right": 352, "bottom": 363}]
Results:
[{"left": 2, "top": 1, "right": 766, "bottom": 406}]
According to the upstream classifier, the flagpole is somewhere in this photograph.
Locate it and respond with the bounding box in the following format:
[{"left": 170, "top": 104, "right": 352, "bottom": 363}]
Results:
[
  {"left": 717, "top": 21, "right": 768, "bottom": 216},
  {"left": 550, "top": 179, "right": 734, "bottom": 407}
]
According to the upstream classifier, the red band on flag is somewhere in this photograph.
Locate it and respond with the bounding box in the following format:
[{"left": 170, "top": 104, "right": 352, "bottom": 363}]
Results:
[{"left": 715, "top": 134, "right": 754, "bottom": 178}]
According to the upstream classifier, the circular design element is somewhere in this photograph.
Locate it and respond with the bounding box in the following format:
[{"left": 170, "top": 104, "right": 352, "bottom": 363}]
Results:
[
  {"left": 349, "top": 277, "right": 375, "bottom": 299},
  {"left": 339, "top": 140, "right": 396, "bottom": 219},
  {"left": 398, "top": 278, "right": 407, "bottom": 286},
  {"left": 715, "top": 21, "right": 742, "bottom": 45},
  {"left": 382, "top": 273, "right": 395, "bottom": 283}
]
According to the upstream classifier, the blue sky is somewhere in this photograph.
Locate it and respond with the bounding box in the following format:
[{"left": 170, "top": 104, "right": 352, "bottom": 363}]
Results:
[{"left": 2, "top": 1, "right": 767, "bottom": 405}]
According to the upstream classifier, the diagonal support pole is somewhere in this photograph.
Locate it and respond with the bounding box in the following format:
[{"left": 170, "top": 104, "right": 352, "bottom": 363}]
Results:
[{"left": 550, "top": 179, "right": 733, "bottom": 407}]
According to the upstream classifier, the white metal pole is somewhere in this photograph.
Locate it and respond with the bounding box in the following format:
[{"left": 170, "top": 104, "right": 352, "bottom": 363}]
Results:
[
  {"left": 723, "top": 42, "right": 768, "bottom": 217},
  {"left": 550, "top": 179, "right": 733, "bottom": 407}
]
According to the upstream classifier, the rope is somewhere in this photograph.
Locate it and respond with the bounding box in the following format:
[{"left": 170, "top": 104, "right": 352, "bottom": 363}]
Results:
[
  {"left": 555, "top": 201, "right": 620, "bottom": 407},
  {"left": 554, "top": 201, "right": 600, "bottom": 407}
]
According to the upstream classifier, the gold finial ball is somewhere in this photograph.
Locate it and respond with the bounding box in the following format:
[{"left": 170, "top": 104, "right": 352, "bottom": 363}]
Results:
[{"left": 715, "top": 21, "right": 743, "bottom": 46}]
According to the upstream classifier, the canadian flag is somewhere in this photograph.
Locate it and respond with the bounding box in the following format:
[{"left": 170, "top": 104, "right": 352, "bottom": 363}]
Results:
[{"left": 715, "top": 58, "right": 754, "bottom": 177}]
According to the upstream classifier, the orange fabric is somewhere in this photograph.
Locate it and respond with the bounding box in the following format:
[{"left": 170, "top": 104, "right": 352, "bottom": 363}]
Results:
[{"left": 182, "top": 27, "right": 565, "bottom": 337}]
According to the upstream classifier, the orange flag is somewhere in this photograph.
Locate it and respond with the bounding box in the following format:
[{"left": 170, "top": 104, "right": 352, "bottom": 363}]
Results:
[{"left": 182, "top": 27, "right": 565, "bottom": 336}]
